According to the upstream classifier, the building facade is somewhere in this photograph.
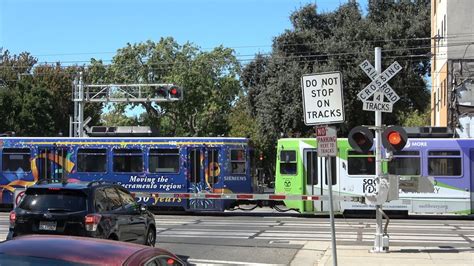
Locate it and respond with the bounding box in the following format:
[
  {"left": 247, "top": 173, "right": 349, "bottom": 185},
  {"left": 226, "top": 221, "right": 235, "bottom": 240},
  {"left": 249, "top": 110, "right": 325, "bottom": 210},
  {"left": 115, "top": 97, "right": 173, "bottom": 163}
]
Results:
[{"left": 431, "top": 0, "right": 474, "bottom": 136}]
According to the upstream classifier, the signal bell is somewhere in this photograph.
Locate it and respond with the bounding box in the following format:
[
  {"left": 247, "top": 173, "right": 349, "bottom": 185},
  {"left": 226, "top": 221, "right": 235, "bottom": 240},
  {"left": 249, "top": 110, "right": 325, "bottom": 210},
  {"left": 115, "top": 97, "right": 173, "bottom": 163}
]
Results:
[
  {"left": 382, "top": 126, "right": 407, "bottom": 152},
  {"left": 348, "top": 126, "right": 374, "bottom": 153}
]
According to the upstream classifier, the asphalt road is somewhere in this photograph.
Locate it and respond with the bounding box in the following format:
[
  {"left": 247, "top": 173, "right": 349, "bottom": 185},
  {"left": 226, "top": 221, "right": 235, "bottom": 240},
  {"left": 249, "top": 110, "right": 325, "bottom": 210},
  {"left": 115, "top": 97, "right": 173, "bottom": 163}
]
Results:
[{"left": 1, "top": 211, "right": 473, "bottom": 265}]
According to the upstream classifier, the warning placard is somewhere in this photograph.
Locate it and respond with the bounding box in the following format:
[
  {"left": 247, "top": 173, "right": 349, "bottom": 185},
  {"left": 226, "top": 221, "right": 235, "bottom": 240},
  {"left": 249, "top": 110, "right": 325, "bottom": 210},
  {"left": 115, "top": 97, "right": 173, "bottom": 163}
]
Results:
[{"left": 316, "top": 125, "right": 337, "bottom": 157}]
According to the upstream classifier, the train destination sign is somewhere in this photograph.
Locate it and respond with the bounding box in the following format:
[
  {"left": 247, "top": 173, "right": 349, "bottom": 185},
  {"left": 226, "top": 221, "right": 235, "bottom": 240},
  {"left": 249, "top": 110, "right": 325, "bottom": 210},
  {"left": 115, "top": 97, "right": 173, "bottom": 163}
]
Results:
[
  {"left": 301, "top": 71, "right": 345, "bottom": 125},
  {"left": 358, "top": 60, "right": 402, "bottom": 113}
]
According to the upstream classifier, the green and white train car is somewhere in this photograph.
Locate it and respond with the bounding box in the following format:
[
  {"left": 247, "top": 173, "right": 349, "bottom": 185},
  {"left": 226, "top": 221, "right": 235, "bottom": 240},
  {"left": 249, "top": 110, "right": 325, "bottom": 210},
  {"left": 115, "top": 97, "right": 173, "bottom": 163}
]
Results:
[{"left": 274, "top": 138, "right": 474, "bottom": 215}]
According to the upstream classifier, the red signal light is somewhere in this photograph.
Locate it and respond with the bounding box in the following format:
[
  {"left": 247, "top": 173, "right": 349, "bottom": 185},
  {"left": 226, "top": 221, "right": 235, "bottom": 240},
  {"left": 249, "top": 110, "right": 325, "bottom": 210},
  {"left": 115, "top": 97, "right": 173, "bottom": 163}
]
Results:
[
  {"left": 169, "top": 87, "right": 178, "bottom": 95},
  {"left": 387, "top": 131, "right": 402, "bottom": 145},
  {"left": 382, "top": 126, "right": 407, "bottom": 152}
]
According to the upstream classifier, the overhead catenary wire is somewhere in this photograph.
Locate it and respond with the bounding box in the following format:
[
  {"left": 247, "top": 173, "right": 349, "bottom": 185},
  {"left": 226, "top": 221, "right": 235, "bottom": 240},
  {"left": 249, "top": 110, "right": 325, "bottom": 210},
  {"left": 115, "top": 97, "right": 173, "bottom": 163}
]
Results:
[{"left": 0, "top": 41, "right": 470, "bottom": 74}]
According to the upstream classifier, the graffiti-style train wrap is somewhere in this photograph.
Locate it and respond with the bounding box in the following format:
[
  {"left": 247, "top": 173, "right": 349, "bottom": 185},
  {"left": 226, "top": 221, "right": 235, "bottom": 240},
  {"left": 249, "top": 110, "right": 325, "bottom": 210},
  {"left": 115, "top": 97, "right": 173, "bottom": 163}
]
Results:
[
  {"left": 275, "top": 138, "right": 474, "bottom": 215},
  {"left": 0, "top": 137, "right": 256, "bottom": 211}
]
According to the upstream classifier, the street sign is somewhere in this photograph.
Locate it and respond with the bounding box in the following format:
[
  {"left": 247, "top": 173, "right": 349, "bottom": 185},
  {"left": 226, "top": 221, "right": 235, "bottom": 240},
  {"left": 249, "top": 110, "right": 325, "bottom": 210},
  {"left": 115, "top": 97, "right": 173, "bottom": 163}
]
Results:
[
  {"left": 301, "top": 72, "right": 344, "bottom": 125},
  {"left": 359, "top": 60, "right": 400, "bottom": 103},
  {"left": 357, "top": 61, "right": 402, "bottom": 102},
  {"left": 362, "top": 100, "right": 393, "bottom": 112},
  {"left": 358, "top": 60, "right": 402, "bottom": 113},
  {"left": 316, "top": 125, "right": 337, "bottom": 157}
]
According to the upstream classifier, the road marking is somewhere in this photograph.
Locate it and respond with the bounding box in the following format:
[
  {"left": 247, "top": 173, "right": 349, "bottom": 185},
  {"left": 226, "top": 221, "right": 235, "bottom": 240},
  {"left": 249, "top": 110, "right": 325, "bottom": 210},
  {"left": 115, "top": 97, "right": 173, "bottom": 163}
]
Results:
[{"left": 187, "top": 258, "right": 279, "bottom": 265}]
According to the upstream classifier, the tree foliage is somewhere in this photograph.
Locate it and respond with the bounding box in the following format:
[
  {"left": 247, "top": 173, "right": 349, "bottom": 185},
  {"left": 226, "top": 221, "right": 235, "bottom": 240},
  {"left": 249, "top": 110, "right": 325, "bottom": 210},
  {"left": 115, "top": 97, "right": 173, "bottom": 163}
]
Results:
[
  {"left": 241, "top": 1, "right": 431, "bottom": 169},
  {"left": 0, "top": 49, "right": 102, "bottom": 136},
  {"left": 94, "top": 38, "right": 241, "bottom": 136}
]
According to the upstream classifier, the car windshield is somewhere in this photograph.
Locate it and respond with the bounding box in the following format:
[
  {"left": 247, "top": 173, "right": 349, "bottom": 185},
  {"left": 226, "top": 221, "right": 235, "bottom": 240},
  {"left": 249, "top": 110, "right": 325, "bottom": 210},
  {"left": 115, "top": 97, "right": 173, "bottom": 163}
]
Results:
[
  {"left": 19, "top": 188, "right": 87, "bottom": 212},
  {"left": 0, "top": 254, "right": 90, "bottom": 266}
]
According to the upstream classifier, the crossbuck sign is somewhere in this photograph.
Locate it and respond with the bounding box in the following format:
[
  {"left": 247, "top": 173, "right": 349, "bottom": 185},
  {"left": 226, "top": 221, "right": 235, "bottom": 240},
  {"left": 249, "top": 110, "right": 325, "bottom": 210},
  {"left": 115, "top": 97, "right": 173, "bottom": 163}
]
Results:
[{"left": 357, "top": 60, "right": 402, "bottom": 112}]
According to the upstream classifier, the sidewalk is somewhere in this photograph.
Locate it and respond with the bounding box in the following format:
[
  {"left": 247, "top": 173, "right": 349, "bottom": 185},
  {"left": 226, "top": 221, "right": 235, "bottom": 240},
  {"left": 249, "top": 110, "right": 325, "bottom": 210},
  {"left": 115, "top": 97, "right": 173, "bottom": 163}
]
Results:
[{"left": 291, "top": 242, "right": 474, "bottom": 266}]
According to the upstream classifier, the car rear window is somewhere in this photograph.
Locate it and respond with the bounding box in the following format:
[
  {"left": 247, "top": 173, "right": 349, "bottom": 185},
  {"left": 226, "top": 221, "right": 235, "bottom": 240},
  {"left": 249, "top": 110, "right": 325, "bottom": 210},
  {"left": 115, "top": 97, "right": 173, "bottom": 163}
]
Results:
[{"left": 19, "top": 188, "right": 87, "bottom": 212}]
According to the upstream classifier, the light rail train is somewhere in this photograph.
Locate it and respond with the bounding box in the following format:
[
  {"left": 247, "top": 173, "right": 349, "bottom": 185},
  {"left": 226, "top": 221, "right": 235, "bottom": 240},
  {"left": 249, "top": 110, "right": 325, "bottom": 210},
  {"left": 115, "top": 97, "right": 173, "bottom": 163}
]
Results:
[
  {"left": 0, "top": 137, "right": 257, "bottom": 212},
  {"left": 275, "top": 138, "right": 474, "bottom": 215}
]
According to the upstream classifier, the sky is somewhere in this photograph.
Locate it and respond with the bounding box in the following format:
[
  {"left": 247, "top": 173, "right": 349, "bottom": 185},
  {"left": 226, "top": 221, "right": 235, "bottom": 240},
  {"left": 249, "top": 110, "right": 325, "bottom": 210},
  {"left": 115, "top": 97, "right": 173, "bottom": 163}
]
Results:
[{"left": 1, "top": 0, "right": 368, "bottom": 65}]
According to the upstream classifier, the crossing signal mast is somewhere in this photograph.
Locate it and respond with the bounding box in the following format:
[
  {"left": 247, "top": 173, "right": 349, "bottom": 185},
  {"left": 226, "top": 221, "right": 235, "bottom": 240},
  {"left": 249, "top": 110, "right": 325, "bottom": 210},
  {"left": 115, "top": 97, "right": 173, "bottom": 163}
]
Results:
[
  {"left": 353, "top": 47, "right": 406, "bottom": 253},
  {"left": 71, "top": 72, "right": 183, "bottom": 137}
]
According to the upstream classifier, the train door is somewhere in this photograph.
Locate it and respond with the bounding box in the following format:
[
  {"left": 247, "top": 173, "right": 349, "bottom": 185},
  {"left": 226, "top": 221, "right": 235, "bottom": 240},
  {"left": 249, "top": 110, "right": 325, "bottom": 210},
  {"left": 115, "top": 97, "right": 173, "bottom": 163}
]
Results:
[
  {"left": 37, "top": 146, "right": 69, "bottom": 183},
  {"left": 471, "top": 149, "right": 474, "bottom": 215},
  {"left": 187, "top": 147, "right": 218, "bottom": 210},
  {"left": 303, "top": 149, "right": 339, "bottom": 212}
]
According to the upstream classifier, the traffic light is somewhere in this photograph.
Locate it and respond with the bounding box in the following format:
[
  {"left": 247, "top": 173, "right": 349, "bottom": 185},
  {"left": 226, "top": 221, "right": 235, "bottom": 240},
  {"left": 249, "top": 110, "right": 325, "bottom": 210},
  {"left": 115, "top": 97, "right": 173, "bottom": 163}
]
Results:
[
  {"left": 348, "top": 126, "right": 374, "bottom": 153},
  {"left": 382, "top": 126, "right": 407, "bottom": 152}
]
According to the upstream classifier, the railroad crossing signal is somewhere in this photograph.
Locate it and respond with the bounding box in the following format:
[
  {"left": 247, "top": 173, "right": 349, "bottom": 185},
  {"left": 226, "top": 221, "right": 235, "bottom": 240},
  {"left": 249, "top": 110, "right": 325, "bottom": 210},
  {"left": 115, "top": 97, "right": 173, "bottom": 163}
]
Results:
[
  {"left": 348, "top": 126, "right": 374, "bottom": 153},
  {"left": 357, "top": 60, "right": 402, "bottom": 113},
  {"left": 381, "top": 126, "right": 408, "bottom": 152},
  {"left": 348, "top": 126, "right": 408, "bottom": 152}
]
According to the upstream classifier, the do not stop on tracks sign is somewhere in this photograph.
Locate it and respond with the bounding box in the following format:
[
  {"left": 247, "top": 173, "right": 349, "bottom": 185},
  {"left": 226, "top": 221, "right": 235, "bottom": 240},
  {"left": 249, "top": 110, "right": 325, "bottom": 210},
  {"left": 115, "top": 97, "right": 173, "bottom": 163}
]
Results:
[{"left": 301, "top": 72, "right": 344, "bottom": 125}]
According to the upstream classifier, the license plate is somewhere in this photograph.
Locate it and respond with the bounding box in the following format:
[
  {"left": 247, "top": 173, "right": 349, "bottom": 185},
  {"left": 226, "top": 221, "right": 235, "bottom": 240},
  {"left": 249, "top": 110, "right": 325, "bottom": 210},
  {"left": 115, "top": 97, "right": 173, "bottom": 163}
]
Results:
[{"left": 39, "top": 221, "right": 57, "bottom": 231}]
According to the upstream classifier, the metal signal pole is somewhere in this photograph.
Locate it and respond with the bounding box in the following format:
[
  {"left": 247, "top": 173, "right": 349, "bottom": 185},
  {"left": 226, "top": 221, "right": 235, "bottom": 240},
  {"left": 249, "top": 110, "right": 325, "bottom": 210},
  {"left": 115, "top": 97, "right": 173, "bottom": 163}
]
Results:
[{"left": 373, "top": 47, "right": 386, "bottom": 253}]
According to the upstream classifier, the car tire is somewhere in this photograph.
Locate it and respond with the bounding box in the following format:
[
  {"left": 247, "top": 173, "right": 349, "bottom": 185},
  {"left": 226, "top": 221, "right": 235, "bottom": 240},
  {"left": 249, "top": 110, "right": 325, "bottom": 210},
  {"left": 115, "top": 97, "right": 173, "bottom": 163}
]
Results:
[{"left": 145, "top": 227, "right": 156, "bottom": 247}]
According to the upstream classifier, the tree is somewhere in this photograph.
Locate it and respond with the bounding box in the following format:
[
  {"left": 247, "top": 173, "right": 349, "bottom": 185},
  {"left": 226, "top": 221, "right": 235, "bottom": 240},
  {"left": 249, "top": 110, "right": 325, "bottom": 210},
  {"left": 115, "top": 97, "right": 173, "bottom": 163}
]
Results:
[
  {"left": 98, "top": 38, "right": 241, "bottom": 136},
  {"left": 0, "top": 49, "right": 103, "bottom": 136},
  {"left": 241, "top": 1, "right": 431, "bottom": 166}
]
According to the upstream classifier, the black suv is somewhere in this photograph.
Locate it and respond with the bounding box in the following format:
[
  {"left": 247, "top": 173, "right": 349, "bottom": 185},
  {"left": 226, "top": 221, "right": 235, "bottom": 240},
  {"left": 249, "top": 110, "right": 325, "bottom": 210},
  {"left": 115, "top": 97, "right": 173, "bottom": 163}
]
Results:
[{"left": 7, "top": 181, "right": 156, "bottom": 246}]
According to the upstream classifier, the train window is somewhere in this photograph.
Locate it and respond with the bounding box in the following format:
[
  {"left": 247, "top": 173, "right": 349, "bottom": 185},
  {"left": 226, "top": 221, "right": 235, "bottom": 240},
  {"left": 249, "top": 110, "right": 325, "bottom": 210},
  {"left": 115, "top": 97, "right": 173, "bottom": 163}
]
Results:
[
  {"left": 208, "top": 149, "right": 219, "bottom": 184},
  {"left": 305, "top": 151, "right": 318, "bottom": 185},
  {"left": 325, "top": 157, "right": 337, "bottom": 185},
  {"left": 347, "top": 150, "right": 375, "bottom": 175},
  {"left": 280, "top": 150, "right": 297, "bottom": 175},
  {"left": 113, "top": 149, "right": 143, "bottom": 173},
  {"left": 428, "top": 150, "right": 462, "bottom": 176},
  {"left": 2, "top": 148, "right": 31, "bottom": 172},
  {"left": 230, "top": 149, "right": 246, "bottom": 174},
  {"left": 388, "top": 150, "right": 420, "bottom": 175},
  {"left": 77, "top": 149, "right": 107, "bottom": 173},
  {"left": 428, "top": 151, "right": 460, "bottom": 156},
  {"left": 149, "top": 149, "right": 180, "bottom": 173}
]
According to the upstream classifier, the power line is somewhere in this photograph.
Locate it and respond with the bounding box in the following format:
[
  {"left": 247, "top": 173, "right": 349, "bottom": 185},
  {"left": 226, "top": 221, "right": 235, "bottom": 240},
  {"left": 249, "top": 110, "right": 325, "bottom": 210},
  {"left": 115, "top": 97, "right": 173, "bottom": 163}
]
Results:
[
  {"left": 17, "top": 32, "right": 474, "bottom": 58},
  {"left": 2, "top": 41, "right": 471, "bottom": 70}
]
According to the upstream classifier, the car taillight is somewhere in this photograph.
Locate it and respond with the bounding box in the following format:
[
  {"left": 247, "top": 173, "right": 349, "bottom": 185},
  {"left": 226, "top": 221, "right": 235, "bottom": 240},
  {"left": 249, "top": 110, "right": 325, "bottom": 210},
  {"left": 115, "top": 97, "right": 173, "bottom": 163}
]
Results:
[
  {"left": 167, "top": 258, "right": 175, "bottom": 265},
  {"left": 9, "top": 211, "right": 16, "bottom": 226},
  {"left": 84, "top": 214, "right": 101, "bottom": 232}
]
